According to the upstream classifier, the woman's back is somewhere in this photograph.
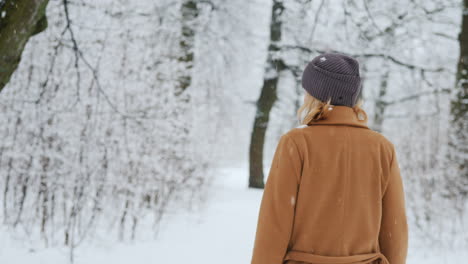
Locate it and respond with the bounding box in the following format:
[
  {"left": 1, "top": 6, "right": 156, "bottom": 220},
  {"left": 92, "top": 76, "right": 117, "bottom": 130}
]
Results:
[
  {"left": 250, "top": 53, "right": 408, "bottom": 264},
  {"left": 289, "top": 106, "right": 407, "bottom": 259}
]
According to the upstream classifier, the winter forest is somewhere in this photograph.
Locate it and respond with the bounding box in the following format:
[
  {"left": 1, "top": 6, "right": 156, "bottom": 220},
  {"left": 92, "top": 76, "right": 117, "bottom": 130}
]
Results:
[{"left": 0, "top": 0, "right": 467, "bottom": 263}]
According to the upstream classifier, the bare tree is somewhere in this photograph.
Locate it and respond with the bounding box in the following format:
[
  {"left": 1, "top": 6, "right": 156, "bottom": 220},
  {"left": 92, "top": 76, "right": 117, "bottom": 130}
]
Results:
[
  {"left": 248, "top": 0, "right": 285, "bottom": 188},
  {"left": 177, "top": 0, "right": 199, "bottom": 96},
  {"left": 447, "top": 0, "right": 468, "bottom": 199}
]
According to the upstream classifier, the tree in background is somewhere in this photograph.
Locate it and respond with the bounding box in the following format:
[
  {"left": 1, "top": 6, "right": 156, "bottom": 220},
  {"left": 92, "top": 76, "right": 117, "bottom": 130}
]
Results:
[
  {"left": 177, "top": 0, "right": 198, "bottom": 97},
  {"left": 0, "top": 0, "right": 50, "bottom": 91},
  {"left": 249, "top": 0, "right": 285, "bottom": 188},
  {"left": 447, "top": 0, "right": 468, "bottom": 204}
]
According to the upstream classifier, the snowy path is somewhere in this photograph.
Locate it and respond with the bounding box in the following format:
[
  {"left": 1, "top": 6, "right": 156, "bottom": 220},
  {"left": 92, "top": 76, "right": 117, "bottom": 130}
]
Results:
[{"left": 0, "top": 166, "right": 466, "bottom": 264}]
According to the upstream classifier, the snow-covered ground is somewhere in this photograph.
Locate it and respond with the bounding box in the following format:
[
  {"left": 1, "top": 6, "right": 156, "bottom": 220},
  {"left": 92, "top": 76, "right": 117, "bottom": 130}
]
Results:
[{"left": 0, "top": 165, "right": 466, "bottom": 264}]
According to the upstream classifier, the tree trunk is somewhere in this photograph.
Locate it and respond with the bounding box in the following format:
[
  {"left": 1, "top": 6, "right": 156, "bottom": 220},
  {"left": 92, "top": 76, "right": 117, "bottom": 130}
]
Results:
[
  {"left": 176, "top": 0, "right": 198, "bottom": 97},
  {"left": 0, "top": 0, "right": 50, "bottom": 91},
  {"left": 249, "top": 0, "right": 285, "bottom": 189},
  {"left": 448, "top": 0, "right": 468, "bottom": 197},
  {"left": 372, "top": 69, "right": 389, "bottom": 133}
]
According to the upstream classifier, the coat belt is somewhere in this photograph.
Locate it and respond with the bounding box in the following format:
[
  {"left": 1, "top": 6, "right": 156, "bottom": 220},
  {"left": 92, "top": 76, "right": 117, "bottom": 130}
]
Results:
[{"left": 284, "top": 250, "right": 389, "bottom": 264}]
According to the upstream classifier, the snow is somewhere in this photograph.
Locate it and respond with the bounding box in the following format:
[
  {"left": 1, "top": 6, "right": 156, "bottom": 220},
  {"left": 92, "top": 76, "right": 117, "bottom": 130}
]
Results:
[
  {"left": 0, "top": 166, "right": 258, "bottom": 264},
  {"left": 0, "top": 165, "right": 466, "bottom": 264}
]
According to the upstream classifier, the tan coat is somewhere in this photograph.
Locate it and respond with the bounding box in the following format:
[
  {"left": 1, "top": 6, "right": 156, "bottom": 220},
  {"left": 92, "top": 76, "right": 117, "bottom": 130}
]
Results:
[{"left": 250, "top": 106, "right": 408, "bottom": 264}]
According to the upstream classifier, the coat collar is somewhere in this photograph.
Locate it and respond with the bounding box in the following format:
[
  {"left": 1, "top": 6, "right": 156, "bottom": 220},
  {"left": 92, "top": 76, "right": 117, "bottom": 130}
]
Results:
[{"left": 306, "top": 105, "right": 369, "bottom": 129}]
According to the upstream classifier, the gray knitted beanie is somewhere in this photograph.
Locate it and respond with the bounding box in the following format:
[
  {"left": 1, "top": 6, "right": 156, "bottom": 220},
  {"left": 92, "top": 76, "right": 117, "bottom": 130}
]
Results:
[{"left": 301, "top": 52, "right": 361, "bottom": 107}]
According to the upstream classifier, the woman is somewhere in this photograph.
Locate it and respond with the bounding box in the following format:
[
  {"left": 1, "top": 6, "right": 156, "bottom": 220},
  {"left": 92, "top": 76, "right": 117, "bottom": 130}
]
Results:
[{"left": 250, "top": 53, "right": 408, "bottom": 264}]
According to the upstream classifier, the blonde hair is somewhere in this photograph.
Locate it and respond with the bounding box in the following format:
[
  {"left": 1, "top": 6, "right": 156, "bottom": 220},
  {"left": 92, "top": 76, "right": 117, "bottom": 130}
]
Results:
[{"left": 297, "top": 93, "right": 367, "bottom": 125}]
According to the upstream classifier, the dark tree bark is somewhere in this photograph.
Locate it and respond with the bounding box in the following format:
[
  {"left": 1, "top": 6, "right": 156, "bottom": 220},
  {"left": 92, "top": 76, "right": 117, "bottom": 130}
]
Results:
[
  {"left": 176, "top": 0, "right": 198, "bottom": 97},
  {"left": 448, "top": 0, "right": 468, "bottom": 197},
  {"left": 372, "top": 69, "right": 389, "bottom": 133},
  {"left": 0, "top": 0, "right": 50, "bottom": 91},
  {"left": 249, "top": 0, "right": 285, "bottom": 189}
]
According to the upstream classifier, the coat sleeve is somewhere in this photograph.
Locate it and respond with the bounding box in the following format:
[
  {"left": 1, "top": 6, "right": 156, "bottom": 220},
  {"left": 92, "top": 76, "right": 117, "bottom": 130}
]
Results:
[
  {"left": 379, "top": 145, "right": 409, "bottom": 264},
  {"left": 251, "top": 133, "right": 302, "bottom": 264}
]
